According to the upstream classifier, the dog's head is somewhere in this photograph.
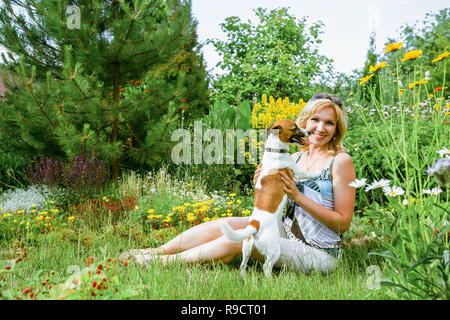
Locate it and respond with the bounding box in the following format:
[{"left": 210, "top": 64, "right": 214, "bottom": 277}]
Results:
[{"left": 267, "top": 120, "right": 311, "bottom": 146}]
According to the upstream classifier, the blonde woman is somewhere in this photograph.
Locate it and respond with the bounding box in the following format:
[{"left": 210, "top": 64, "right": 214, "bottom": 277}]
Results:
[{"left": 120, "top": 93, "right": 356, "bottom": 274}]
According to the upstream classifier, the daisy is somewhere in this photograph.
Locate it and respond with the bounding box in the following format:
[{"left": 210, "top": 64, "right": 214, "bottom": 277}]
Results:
[
  {"left": 365, "top": 179, "right": 390, "bottom": 192},
  {"left": 349, "top": 178, "right": 367, "bottom": 188},
  {"left": 437, "top": 147, "right": 450, "bottom": 158},
  {"left": 383, "top": 186, "right": 405, "bottom": 197},
  {"left": 422, "top": 188, "right": 443, "bottom": 196}
]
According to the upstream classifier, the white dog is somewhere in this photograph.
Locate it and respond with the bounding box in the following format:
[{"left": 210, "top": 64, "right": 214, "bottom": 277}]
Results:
[{"left": 219, "top": 120, "right": 320, "bottom": 278}]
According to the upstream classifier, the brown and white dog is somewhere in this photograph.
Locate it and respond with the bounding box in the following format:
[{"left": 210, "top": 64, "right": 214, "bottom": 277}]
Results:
[{"left": 219, "top": 120, "right": 320, "bottom": 278}]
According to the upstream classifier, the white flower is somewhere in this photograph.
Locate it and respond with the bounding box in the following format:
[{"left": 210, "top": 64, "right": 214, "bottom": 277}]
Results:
[
  {"left": 437, "top": 147, "right": 450, "bottom": 158},
  {"left": 365, "top": 179, "right": 390, "bottom": 192},
  {"left": 402, "top": 199, "right": 409, "bottom": 206},
  {"left": 422, "top": 188, "right": 443, "bottom": 196},
  {"left": 383, "top": 186, "right": 405, "bottom": 197},
  {"left": 349, "top": 178, "right": 367, "bottom": 188}
]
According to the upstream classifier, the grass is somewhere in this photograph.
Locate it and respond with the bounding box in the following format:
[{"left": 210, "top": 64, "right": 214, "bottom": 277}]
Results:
[{"left": 0, "top": 167, "right": 391, "bottom": 300}]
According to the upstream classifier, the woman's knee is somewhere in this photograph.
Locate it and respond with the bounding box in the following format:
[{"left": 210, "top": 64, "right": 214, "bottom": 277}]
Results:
[
  {"left": 219, "top": 237, "right": 243, "bottom": 264},
  {"left": 221, "top": 216, "right": 249, "bottom": 230}
]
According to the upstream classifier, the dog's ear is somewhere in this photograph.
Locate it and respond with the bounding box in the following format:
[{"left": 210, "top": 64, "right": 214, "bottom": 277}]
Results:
[{"left": 267, "top": 123, "right": 281, "bottom": 136}]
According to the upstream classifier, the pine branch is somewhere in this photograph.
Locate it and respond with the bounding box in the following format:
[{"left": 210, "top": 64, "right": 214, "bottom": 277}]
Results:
[{"left": 25, "top": 79, "right": 56, "bottom": 128}]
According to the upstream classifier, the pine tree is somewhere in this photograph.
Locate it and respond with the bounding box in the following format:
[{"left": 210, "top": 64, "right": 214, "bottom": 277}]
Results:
[{"left": 0, "top": 0, "right": 210, "bottom": 180}]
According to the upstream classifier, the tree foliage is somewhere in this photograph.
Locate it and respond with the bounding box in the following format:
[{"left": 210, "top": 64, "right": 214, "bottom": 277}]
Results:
[
  {"left": 208, "top": 7, "right": 333, "bottom": 105},
  {"left": 0, "top": 0, "right": 210, "bottom": 180}
]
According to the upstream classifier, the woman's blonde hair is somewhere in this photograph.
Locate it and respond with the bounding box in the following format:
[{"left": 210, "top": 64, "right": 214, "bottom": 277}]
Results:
[{"left": 295, "top": 98, "right": 349, "bottom": 155}]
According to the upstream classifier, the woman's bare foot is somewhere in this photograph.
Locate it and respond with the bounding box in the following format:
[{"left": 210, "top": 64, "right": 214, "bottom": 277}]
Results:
[
  {"left": 134, "top": 253, "right": 168, "bottom": 267},
  {"left": 119, "top": 248, "right": 165, "bottom": 262}
]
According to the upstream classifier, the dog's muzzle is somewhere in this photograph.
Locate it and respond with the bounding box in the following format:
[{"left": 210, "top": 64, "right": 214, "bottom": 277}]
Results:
[{"left": 289, "top": 130, "right": 311, "bottom": 145}]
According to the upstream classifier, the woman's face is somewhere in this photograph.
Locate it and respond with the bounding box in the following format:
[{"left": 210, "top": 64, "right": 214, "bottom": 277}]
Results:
[{"left": 305, "top": 106, "right": 337, "bottom": 148}]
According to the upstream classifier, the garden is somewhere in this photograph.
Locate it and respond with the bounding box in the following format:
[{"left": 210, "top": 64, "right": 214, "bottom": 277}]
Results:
[{"left": 0, "top": 2, "right": 448, "bottom": 300}]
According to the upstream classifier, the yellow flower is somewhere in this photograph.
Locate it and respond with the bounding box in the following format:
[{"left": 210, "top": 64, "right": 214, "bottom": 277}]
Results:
[
  {"left": 408, "top": 78, "right": 428, "bottom": 88},
  {"left": 40, "top": 211, "right": 48, "bottom": 215},
  {"left": 229, "top": 193, "right": 236, "bottom": 197},
  {"left": 203, "top": 217, "right": 211, "bottom": 222},
  {"left": 134, "top": 206, "right": 139, "bottom": 210},
  {"left": 68, "top": 216, "right": 75, "bottom": 221},
  {"left": 183, "top": 202, "right": 191, "bottom": 207},
  {"left": 385, "top": 42, "right": 403, "bottom": 53},
  {"left": 103, "top": 197, "right": 109, "bottom": 202},
  {"left": 399, "top": 89, "right": 405, "bottom": 95},
  {"left": 236, "top": 199, "right": 242, "bottom": 204},
  {"left": 17, "top": 210, "right": 25, "bottom": 214},
  {"left": 431, "top": 51, "right": 449, "bottom": 63},
  {"left": 400, "top": 49, "right": 423, "bottom": 62},
  {"left": 147, "top": 209, "right": 155, "bottom": 214},
  {"left": 369, "top": 61, "right": 388, "bottom": 73},
  {"left": 35, "top": 216, "right": 44, "bottom": 221},
  {"left": 359, "top": 74, "right": 374, "bottom": 86},
  {"left": 147, "top": 214, "right": 155, "bottom": 219}
]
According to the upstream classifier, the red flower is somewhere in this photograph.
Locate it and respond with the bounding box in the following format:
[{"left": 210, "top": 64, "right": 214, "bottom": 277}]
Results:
[
  {"left": 97, "top": 264, "right": 103, "bottom": 270},
  {"left": 181, "top": 98, "right": 187, "bottom": 102},
  {"left": 92, "top": 281, "right": 97, "bottom": 288},
  {"left": 5, "top": 265, "right": 11, "bottom": 270},
  {"left": 123, "top": 262, "right": 128, "bottom": 267}
]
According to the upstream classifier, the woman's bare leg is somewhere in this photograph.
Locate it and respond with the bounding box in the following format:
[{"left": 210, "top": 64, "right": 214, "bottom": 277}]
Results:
[
  {"left": 156, "top": 217, "right": 249, "bottom": 254},
  {"left": 135, "top": 234, "right": 243, "bottom": 266},
  {"left": 119, "top": 217, "right": 249, "bottom": 260}
]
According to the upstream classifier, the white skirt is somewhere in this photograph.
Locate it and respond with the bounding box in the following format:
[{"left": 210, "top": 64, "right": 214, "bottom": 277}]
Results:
[{"left": 274, "top": 218, "right": 338, "bottom": 274}]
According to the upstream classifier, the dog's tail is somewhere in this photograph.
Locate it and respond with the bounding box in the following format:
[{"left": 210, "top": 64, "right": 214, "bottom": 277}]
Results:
[{"left": 219, "top": 220, "right": 260, "bottom": 243}]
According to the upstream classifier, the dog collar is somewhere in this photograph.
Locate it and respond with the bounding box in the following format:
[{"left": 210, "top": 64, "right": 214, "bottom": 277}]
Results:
[{"left": 265, "top": 148, "right": 290, "bottom": 153}]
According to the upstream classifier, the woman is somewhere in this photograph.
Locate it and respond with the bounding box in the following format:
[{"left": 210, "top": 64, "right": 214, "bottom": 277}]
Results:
[{"left": 120, "top": 93, "right": 356, "bottom": 274}]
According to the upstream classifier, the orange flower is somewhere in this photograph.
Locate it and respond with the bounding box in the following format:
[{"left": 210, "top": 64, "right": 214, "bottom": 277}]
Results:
[
  {"left": 359, "top": 74, "right": 374, "bottom": 86},
  {"left": 369, "top": 61, "right": 388, "bottom": 73},
  {"left": 434, "top": 86, "right": 448, "bottom": 92},
  {"left": 400, "top": 50, "right": 423, "bottom": 62},
  {"left": 385, "top": 42, "right": 403, "bottom": 53},
  {"left": 432, "top": 51, "right": 449, "bottom": 63}
]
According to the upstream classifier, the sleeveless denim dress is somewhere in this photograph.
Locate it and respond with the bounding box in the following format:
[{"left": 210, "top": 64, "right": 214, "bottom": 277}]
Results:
[{"left": 281, "top": 151, "right": 344, "bottom": 260}]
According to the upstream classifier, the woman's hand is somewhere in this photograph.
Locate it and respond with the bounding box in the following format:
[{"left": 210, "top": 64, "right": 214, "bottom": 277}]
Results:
[
  {"left": 253, "top": 163, "right": 262, "bottom": 185},
  {"left": 280, "top": 169, "right": 301, "bottom": 203}
]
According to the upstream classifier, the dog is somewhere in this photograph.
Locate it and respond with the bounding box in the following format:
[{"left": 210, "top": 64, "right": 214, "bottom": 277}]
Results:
[{"left": 219, "top": 119, "right": 320, "bottom": 278}]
